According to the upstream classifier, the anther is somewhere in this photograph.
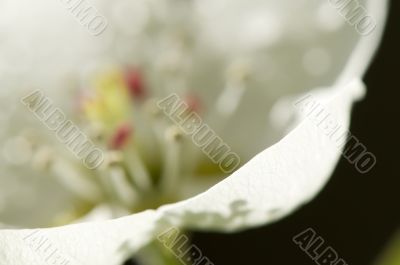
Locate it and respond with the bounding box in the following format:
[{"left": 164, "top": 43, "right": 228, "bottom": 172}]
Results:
[
  {"left": 124, "top": 68, "right": 146, "bottom": 100},
  {"left": 109, "top": 123, "right": 132, "bottom": 150},
  {"left": 165, "top": 126, "right": 184, "bottom": 142}
]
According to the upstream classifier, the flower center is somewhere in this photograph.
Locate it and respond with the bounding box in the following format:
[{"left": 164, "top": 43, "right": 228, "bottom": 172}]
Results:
[
  {"left": 85, "top": 63, "right": 246, "bottom": 211},
  {"left": 17, "top": 59, "right": 250, "bottom": 224}
]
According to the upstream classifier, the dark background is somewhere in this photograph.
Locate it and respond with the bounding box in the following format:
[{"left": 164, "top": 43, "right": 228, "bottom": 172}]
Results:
[{"left": 191, "top": 1, "right": 399, "bottom": 265}]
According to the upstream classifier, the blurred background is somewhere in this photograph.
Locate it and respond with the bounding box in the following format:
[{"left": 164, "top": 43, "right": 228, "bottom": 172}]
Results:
[{"left": 189, "top": 1, "right": 399, "bottom": 264}]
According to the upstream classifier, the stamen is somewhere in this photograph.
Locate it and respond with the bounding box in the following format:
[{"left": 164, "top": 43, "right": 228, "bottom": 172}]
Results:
[
  {"left": 215, "top": 61, "right": 251, "bottom": 117},
  {"left": 102, "top": 150, "right": 123, "bottom": 167},
  {"left": 160, "top": 126, "right": 184, "bottom": 194},
  {"left": 124, "top": 67, "right": 146, "bottom": 100},
  {"left": 124, "top": 149, "right": 152, "bottom": 192},
  {"left": 216, "top": 82, "right": 246, "bottom": 117},
  {"left": 107, "top": 122, "right": 152, "bottom": 191},
  {"left": 109, "top": 123, "right": 132, "bottom": 150},
  {"left": 144, "top": 98, "right": 169, "bottom": 145},
  {"left": 98, "top": 151, "right": 138, "bottom": 208},
  {"left": 51, "top": 158, "right": 102, "bottom": 203},
  {"left": 107, "top": 166, "right": 138, "bottom": 208},
  {"left": 185, "top": 62, "right": 251, "bottom": 169}
]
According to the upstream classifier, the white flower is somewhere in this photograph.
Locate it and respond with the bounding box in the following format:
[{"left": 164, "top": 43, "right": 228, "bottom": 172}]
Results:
[{"left": 0, "top": 0, "right": 388, "bottom": 264}]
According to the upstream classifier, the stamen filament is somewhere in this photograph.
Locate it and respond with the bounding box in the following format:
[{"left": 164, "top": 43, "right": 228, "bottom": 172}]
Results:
[
  {"left": 160, "top": 126, "right": 183, "bottom": 194},
  {"left": 124, "top": 149, "right": 152, "bottom": 192},
  {"left": 208, "top": 60, "right": 251, "bottom": 130},
  {"left": 107, "top": 166, "right": 138, "bottom": 208},
  {"left": 51, "top": 158, "right": 102, "bottom": 203},
  {"left": 216, "top": 81, "right": 246, "bottom": 117}
]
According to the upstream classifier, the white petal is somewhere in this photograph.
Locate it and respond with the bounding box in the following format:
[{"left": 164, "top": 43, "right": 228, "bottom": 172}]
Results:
[{"left": 0, "top": 211, "right": 157, "bottom": 265}]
